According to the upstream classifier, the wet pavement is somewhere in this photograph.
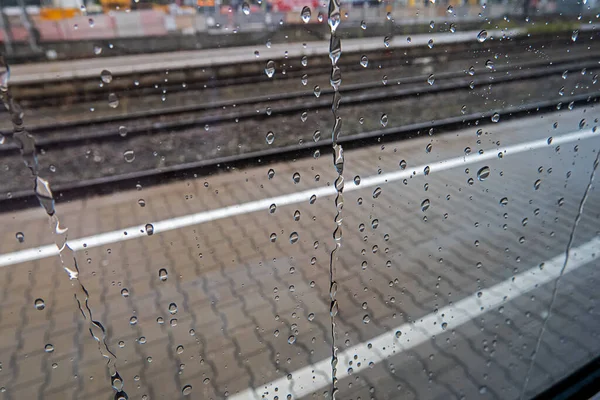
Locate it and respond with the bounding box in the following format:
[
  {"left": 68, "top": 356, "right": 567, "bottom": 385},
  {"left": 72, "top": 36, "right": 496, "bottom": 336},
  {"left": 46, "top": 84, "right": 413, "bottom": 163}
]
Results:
[{"left": 0, "top": 107, "right": 599, "bottom": 399}]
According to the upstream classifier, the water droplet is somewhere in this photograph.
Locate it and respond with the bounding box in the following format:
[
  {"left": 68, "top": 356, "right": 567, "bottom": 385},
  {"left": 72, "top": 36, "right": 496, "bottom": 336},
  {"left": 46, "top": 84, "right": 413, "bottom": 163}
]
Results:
[
  {"left": 242, "top": 2, "right": 250, "bottom": 15},
  {"left": 383, "top": 36, "right": 391, "bottom": 47},
  {"left": 265, "top": 60, "right": 275, "bottom": 78},
  {"left": 354, "top": 175, "right": 361, "bottom": 185},
  {"left": 267, "top": 169, "right": 275, "bottom": 179},
  {"left": 176, "top": 345, "right": 184, "bottom": 354},
  {"left": 100, "top": 69, "right": 112, "bottom": 83},
  {"left": 373, "top": 187, "right": 382, "bottom": 199},
  {"left": 330, "top": 300, "right": 338, "bottom": 316},
  {"left": 266, "top": 131, "right": 275, "bottom": 144},
  {"left": 111, "top": 372, "right": 124, "bottom": 392},
  {"left": 499, "top": 197, "right": 508, "bottom": 206},
  {"left": 371, "top": 219, "right": 379, "bottom": 229},
  {"left": 360, "top": 20, "right": 367, "bottom": 29},
  {"left": 421, "top": 199, "right": 430, "bottom": 212},
  {"left": 15, "top": 232, "right": 24, "bottom": 243},
  {"left": 182, "top": 385, "right": 193, "bottom": 396},
  {"left": 289, "top": 232, "right": 299, "bottom": 244},
  {"left": 449, "top": 23, "right": 456, "bottom": 33},
  {"left": 121, "top": 288, "right": 129, "bottom": 297},
  {"left": 313, "top": 85, "right": 321, "bottom": 97},
  {"left": 309, "top": 195, "right": 316, "bottom": 204},
  {"left": 269, "top": 203, "right": 277, "bottom": 214},
  {"left": 571, "top": 29, "right": 579, "bottom": 42},
  {"left": 399, "top": 160, "right": 407, "bottom": 169},
  {"left": 293, "top": 172, "right": 301, "bottom": 184},
  {"left": 425, "top": 143, "right": 432, "bottom": 153},
  {"left": 360, "top": 55, "right": 368, "bottom": 68},
  {"left": 34, "top": 298, "right": 45, "bottom": 310},
  {"left": 485, "top": 60, "right": 494, "bottom": 70},
  {"left": 118, "top": 125, "right": 128, "bottom": 137},
  {"left": 313, "top": 130, "right": 321, "bottom": 142},
  {"left": 94, "top": 46, "right": 102, "bottom": 55},
  {"left": 424, "top": 166, "right": 431, "bottom": 175},
  {"left": 301, "top": 74, "right": 308, "bottom": 85},
  {"left": 427, "top": 74, "right": 435, "bottom": 85},
  {"left": 533, "top": 179, "right": 541, "bottom": 190},
  {"left": 477, "top": 30, "right": 488, "bottom": 42},
  {"left": 129, "top": 316, "right": 138, "bottom": 325},
  {"left": 477, "top": 166, "right": 490, "bottom": 181},
  {"left": 428, "top": 39, "right": 434, "bottom": 48},
  {"left": 145, "top": 223, "right": 154, "bottom": 235},
  {"left": 108, "top": 93, "right": 119, "bottom": 108},
  {"left": 158, "top": 268, "right": 168, "bottom": 281},
  {"left": 203, "top": 378, "right": 210, "bottom": 385},
  {"left": 491, "top": 113, "right": 500, "bottom": 123},
  {"left": 380, "top": 114, "right": 388, "bottom": 127},
  {"left": 169, "top": 303, "right": 178, "bottom": 314},
  {"left": 362, "top": 315, "right": 370, "bottom": 324},
  {"left": 288, "top": 335, "right": 296, "bottom": 344},
  {"left": 579, "top": 119, "right": 586, "bottom": 129},
  {"left": 123, "top": 149, "right": 135, "bottom": 163},
  {"left": 293, "top": 210, "right": 301, "bottom": 221},
  {"left": 301, "top": 55, "right": 308, "bottom": 66},
  {"left": 301, "top": 6, "right": 311, "bottom": 23}
]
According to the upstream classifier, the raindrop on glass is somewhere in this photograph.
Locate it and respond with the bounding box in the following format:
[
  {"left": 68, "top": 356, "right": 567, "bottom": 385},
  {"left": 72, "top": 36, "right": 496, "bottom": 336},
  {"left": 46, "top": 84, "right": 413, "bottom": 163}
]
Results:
[
  {"left": 123, "top": 150, "right": 135, "bottom": 163},
  {"left": 373, "top": 187, "right": 382, "bottom": 198},
  {"left": 301, "top": 6, "right": 311, "bottom": 23},
  {"left": 182, "top": 385, "right": 193, "bottom": 396},
  {"left": 477, "top": 166, "right": 490, "bottom": 181},
  {"left": 108, "top": 93, "right": 119, "bottom": 108},
  {"left": 265, "top": 60, "right": 275, "bottom": 78},
  {"left": 34, "top": 298, "right": 46, "bottom": 310},
  {"left": 100, "top": 69, "right": 112, "bottom": 83},
  {"left": 358, "top": 55, "right": 369, "bottom": 68},
  {"left": 266, "top": 131, "right": 275, "bottom": 144},
  {"left": 289, "top": 232, "right": 299, "bottom": 244},
  {"left": 159, "top": 268, "right": 168, "bottom": 282},
  {"left": 380, "top": 114, "right": 388, "bottom": 127},
  {"left": 477, "top": 30, "right": 488, "bottom": 42}
]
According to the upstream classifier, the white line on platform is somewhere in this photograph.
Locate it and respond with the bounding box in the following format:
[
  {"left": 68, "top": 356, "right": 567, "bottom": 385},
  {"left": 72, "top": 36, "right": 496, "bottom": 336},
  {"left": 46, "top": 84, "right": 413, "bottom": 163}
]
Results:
[
  {"left": 229, "top": 236, "right": 600, "bottom": 400},
  {"left": 0, "top": 128, "right": 596, "bottom": 268}
]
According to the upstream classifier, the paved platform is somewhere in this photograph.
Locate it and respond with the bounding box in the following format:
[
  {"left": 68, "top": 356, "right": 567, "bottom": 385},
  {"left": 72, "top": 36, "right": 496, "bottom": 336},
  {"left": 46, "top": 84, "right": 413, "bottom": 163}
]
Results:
[{"left": 0, "top": 108, "right": 599, "bottom": 399}]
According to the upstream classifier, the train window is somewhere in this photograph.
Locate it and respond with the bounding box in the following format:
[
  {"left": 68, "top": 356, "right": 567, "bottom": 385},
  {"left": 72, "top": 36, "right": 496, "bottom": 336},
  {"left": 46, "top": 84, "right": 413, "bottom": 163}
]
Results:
[{"left": 0, "top": 0, "right": 599, "bottom": 399}]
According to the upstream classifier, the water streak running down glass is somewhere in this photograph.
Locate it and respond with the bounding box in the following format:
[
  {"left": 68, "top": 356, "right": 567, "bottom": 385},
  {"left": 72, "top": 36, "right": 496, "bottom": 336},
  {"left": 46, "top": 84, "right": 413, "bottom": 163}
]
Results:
[{"left": 0, "top": 57, "right": 128, "bottom": 400}]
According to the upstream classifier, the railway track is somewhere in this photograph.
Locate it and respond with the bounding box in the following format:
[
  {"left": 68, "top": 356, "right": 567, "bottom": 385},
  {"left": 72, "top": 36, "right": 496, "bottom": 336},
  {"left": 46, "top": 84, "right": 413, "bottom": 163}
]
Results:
[
  {"left": 6, "top": 31, "right": 593, "bottom": 109},
  {"left": 1, "top": 53, "right": 598, "bottom": 152},
  {"left": 1, "top": 91, "right": 597, "bottom": 211},
  {"left": 1, "top": 29, "right": 598, "bottom": 210}
]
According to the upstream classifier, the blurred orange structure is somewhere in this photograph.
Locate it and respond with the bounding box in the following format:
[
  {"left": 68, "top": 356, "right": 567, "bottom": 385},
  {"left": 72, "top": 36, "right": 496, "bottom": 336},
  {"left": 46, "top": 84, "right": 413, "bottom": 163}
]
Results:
[{"left": 39, "top": 7, "right": 80, "bottom": 20}]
